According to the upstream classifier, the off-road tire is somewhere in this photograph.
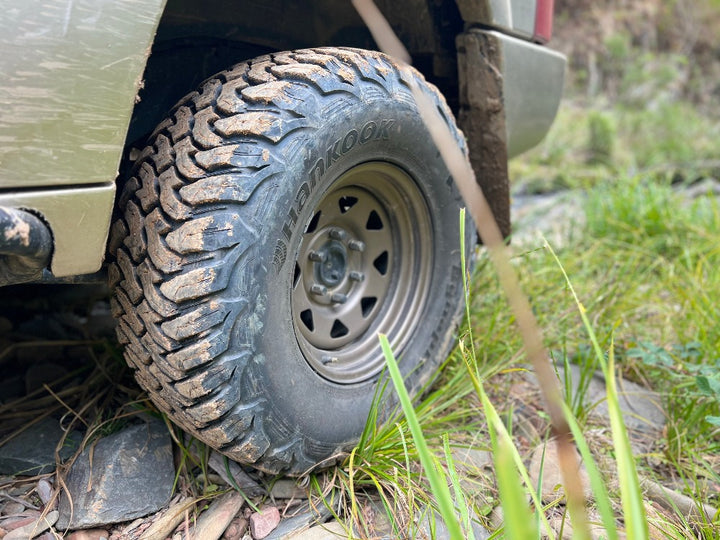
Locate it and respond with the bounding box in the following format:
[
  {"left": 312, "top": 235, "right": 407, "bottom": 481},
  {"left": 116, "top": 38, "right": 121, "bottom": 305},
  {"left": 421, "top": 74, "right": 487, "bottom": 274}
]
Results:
[{"left": 109, "top": 47, "right": 473, "bottom": 475}]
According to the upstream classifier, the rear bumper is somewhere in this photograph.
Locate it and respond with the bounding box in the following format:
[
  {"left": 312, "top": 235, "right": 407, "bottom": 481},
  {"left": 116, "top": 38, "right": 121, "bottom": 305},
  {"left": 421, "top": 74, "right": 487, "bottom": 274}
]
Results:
[
  {"left": 494, "top": 30, "right": 566, "bottom": 157},
  {"left": 459, "top": 29, "right": 566, "bottom": 158}
]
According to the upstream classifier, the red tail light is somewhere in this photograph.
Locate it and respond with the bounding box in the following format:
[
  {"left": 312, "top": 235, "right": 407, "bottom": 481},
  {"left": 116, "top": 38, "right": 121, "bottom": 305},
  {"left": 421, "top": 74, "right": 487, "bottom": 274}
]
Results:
[{"left": 534, "top": 0, "right": 554, "bottom": 43}]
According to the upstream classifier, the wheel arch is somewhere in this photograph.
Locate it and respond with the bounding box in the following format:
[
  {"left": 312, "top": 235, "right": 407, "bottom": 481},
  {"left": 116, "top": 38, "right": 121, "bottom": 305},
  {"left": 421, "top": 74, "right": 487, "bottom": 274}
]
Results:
[{"left": 125, "top": 0, "right": 465, "bottom": 147}]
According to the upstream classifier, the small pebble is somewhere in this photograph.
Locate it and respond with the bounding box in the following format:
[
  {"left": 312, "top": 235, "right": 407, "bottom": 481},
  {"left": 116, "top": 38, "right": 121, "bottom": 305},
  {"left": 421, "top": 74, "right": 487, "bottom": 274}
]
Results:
[
  {"left": 66, "top": 529, "right": 110, "bottom": 540},
  {"left": 36, "top": 479, "right": 54, "bottom": 506},
  {"left": 249, "top": 507, "right": 280, "bottom": 539},
  {"left": 1, "top": 502, "right": 26, "bottom": 516},
  {"left": 1, "top": 512, "right": 41, "bottom": 531},
  {"left": 222, "top": 516, "right": 248, "bottom": 540},
  {"left": 4, "top": 509, "right": 57, "bottom": 540}
]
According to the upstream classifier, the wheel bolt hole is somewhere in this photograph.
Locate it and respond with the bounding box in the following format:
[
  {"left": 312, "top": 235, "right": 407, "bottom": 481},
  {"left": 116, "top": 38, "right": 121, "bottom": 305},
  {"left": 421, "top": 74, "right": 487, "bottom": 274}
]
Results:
[
  {"left": 330, "top": 320, "right": 349, "bottom": 339},
  {"left": 300, "top": 309, "right": 314, "bottom": 332},
  {"left": 361, "top": 297, "right": 377, "bottom": 318},
  {"left": 366, "top": 210, "right": 383, "bottom": 230},
  {"left": 339, "top": 196, "right": 358, "bottom": 214},
  {"left": 305, "top": 211, "right": 321, "bottom": 234},
  {"left": 373, "top": 251, "right": 389, "bottom": 275}
]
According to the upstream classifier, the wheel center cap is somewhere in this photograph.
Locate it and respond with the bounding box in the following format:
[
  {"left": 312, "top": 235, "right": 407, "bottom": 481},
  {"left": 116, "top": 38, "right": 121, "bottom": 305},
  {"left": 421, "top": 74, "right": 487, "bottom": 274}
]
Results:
[{"left": 316, "top": 241, "right": 347, "bottom": 287}]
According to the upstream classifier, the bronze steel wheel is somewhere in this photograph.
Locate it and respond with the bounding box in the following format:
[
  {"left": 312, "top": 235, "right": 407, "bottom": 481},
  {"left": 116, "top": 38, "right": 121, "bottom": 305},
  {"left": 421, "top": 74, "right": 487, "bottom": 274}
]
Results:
[{"left": 292, "top": 162, "right": 432, "bottom": 384}]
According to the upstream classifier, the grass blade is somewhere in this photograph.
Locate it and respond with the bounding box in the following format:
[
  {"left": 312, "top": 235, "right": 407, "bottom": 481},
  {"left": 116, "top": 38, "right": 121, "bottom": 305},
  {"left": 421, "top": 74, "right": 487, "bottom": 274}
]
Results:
[
  {"left": 561, "top": 401, "right": 619, "bottom": 539},
  {"left": 545, "top": 240, "right": 648, "bottom": 539},
  {"left": 478, "top": 383, "right": 539, "bottom": 540},
  {"left": 443, "top": 434, "right": 473, "bottom": 535},
  {"left": 378, "top": 334, "right": 466, "bottom": 539},
  {"left": 606, "top": 342, "right": 649, "bottom": 538},
  {"left": 461, "top": 347, "right": 552, "bottom": 538}
]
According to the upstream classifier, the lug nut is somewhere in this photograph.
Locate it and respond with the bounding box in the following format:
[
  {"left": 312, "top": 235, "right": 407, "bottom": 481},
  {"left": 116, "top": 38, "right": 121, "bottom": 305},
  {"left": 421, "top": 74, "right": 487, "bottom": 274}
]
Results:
[
  {"left": 349, "top": 271, "right": 365, "bottom": 282},
  {"left": 348, "top": 240, "right": 365, "bottom": 252},
  {"left": 329, "top": 228, "right": 347, "bottom": 241},
  {"left": 331, "top": 293, "right": 347, "bottom": 304},
  {"left": 310, "top": 284, "right": 327, "bottom": 296},
  {"left": 308, "top": 250, "right": 325, "bottom": 262}
]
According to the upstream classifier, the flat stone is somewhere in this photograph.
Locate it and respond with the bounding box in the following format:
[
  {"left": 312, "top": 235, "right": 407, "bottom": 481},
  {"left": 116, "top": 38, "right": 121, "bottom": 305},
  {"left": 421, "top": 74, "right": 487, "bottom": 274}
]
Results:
[
  {"left": 269, "top": 479, "right": 308, "bottom": 500},
  {"left": 221, "top": 516, "right": 248, "bottom": 540},
  {"left": 528, "top": 440, "right": 592, "bottom": 503},
  {"left": 528, "top": 363, "right": 665, "bottom": 448},
  {"left": 1, "top": 502, "right": 26, "bottom": 516},
  {"left": 417, "top": 507, "right": 491, "bottom": 540},
  {"left": 4, "top": 510, "right": 57, "bottom": 540},
  {"left": 35, "top": 479, "right": 54, "bottom": 507},
  {"left": 451, "top": 447, "right": 493, "bottom": 476},
  {"left": 283, "top": 520, "right": 346, "bottom": 539},
  {"left": 249, "top": 506, "right": 281, "bottom": 539},
  {"left": 190, "top": 491, "right": 244, "bottom": 540},
  {"left": 56, "top": 419, "right": 174, "bottom": 530},
  {"left": 205, "top": 450, "right": 265, "bottom": 498},
  {"left": 66, "top": 529, "right": 110, "bottom": 540},
  {"left": 0, "top": 417, "right": 80, "bottom": 476},
  {"left": 264, "top": 504, "right": 333, "bottom": 540}
]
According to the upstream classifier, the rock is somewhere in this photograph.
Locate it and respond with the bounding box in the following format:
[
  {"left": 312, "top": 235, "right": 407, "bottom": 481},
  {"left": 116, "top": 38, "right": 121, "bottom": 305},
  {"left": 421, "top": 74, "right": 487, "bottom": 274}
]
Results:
[
  {"left": 249, "top": 506, "right": 281, "bottom": 539},
  {"left": 283, "top": 520, "right": 346, "bottom": 539},
  {"left": 35, "top": 479, "right": 54, "bottom": 507},
  {"left": 56, "top": 419, "right": 175, "bottom": 530},
  {"left": 643, "top": 478, "right": 718, "bottom": 523},
  {"left": 222, "top": 516, "right": 248, "bottom": 540},
  {"left": 417, "top": 507, "right": 491, "bottom": 540},
  {"left": 206, "top": 450, "right": 265, "bottom": 498},
  {"left": 269, "top": 479, "right": 308, "bottom": 500},
  {"left": 1, "top": 512, "right": 41, "bottom": 532},
  {"left": 1, "top": 502, "right": 26, "bottom": 516},
  {"left": 451, "top": 447, "right": 493, "bottom": 476},
  {"left": 66, "top": 529, "right": 110, "bottom": 540},
  {"left": 528, "top": 440, "right": 592, "bottom": 503},
  {"left": 528, "top": 363, "right": 665, "bottom": 450},
  {"left": 4, "top": 510, "right": 57, "bottom": 540},
  {"left": 138, "top": 496, "right": 198, "bottom": 540},
  {"left": 264, "top": 504, "right": 333, "bottom": 540},
  {"left": 0, "top": 417, "right": 80, "bottom": 476},
  {"left": 189, "top": 491, "right": 244, "bottom": 540}
]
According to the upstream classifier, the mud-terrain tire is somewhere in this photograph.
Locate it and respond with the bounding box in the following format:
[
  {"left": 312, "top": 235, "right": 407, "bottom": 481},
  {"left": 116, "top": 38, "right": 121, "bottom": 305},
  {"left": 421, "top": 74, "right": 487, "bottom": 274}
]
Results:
[{"left": 109, "top": 47, "right": 473, "bottom": 475}]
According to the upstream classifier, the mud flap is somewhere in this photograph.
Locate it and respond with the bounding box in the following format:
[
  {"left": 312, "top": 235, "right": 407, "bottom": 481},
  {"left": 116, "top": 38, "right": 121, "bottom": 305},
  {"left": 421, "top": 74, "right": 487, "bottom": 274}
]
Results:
[{"left": 456, "top": 30, "right": 512, "bottom": 240}]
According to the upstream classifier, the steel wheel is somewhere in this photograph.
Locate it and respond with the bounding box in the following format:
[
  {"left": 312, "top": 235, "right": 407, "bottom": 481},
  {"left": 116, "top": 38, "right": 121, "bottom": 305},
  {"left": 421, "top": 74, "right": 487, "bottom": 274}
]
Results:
[{"left": 292, "top": 162, "right": 432, "bottom": 384}]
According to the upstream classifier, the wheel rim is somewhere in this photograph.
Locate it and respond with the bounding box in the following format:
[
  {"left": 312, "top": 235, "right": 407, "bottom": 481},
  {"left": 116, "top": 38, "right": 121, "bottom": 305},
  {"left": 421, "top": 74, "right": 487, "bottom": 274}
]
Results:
[{"left": 291, "top": 161, "right": 433, "bottom": 384}]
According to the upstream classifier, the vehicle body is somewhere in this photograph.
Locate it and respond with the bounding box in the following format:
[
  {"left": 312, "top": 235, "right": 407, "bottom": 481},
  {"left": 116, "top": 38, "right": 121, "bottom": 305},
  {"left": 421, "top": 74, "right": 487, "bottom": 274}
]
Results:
[
  {"left": 0, "top": 0, "right": 565, "bottom": 474},
  {"left": 0, "top": 0, "right": 564, "bottom": 281}
]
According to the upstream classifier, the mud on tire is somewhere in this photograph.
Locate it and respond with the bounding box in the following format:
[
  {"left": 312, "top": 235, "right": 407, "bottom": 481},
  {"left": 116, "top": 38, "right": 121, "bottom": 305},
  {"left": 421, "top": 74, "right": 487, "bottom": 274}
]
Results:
[{"left": 109, "top": 47, "right": 473, "bottom": 475}]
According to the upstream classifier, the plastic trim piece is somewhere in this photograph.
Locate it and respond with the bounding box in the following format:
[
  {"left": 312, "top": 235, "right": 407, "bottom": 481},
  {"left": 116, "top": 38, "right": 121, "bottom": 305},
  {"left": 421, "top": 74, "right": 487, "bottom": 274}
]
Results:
[{"left": 0, "top": 184, "right": 116, "bottom": 278}]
